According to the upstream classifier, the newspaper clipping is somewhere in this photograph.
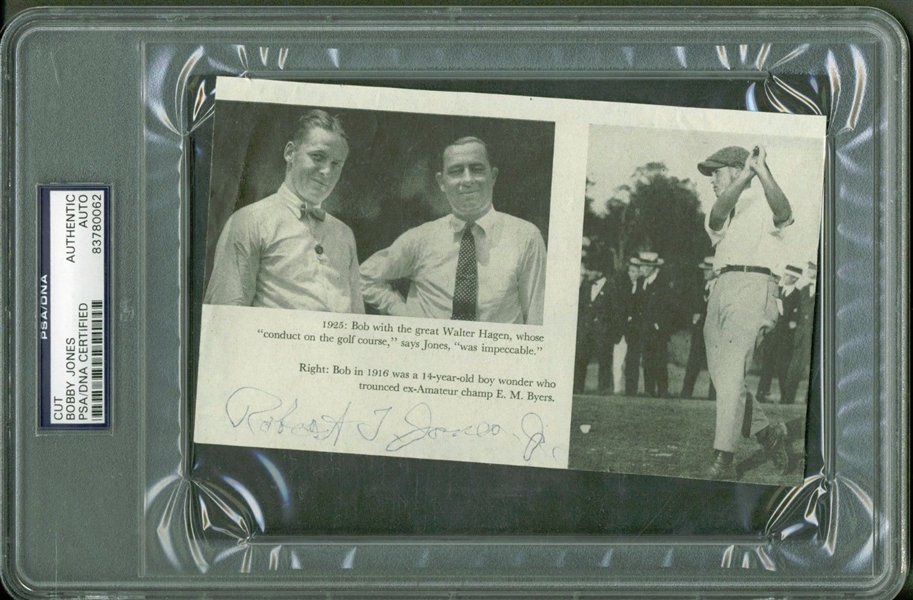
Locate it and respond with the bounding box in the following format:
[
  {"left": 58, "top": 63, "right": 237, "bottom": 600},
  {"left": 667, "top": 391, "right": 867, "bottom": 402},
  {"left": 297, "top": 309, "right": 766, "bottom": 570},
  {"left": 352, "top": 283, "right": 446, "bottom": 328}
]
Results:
[{"left": 193, "top": 78, "right": 825, "bottom": 485}]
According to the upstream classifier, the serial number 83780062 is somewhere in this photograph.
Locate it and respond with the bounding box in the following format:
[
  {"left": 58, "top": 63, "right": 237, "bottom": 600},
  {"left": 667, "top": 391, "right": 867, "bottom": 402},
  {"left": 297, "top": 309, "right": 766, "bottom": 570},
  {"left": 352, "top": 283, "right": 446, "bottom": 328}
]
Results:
[{"left": 66, "top": 193, "right": 104, "bottom": 255}]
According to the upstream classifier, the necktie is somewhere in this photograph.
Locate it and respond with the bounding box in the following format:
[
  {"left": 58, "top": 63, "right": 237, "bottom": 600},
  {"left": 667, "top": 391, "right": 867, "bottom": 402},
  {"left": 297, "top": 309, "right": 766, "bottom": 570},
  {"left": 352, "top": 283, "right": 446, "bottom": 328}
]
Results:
[
  {"left": 451, "top": 225, "right": 478, "bottom": 321},
  {"left": 301, "top": 206, "right": 327, "bottom": 256},
  {"left": 305, "top": 205, "right": 326, "bottom": 222}
]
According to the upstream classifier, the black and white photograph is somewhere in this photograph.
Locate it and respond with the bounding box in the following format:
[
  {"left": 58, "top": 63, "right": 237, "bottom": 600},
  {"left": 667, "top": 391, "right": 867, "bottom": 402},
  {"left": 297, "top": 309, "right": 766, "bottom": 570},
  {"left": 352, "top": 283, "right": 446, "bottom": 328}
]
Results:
[
  {"left": 194, "top": 78, "right": 824, "bottom": 478},
  {"left": 203, "top": 98, "right": 553, "bottom": 326},
  {"left": 194, "top": 79, "right": 577, "bottom": 471},
  {"left": 569, "top": 123, "right": 824, "bottom": 486}
]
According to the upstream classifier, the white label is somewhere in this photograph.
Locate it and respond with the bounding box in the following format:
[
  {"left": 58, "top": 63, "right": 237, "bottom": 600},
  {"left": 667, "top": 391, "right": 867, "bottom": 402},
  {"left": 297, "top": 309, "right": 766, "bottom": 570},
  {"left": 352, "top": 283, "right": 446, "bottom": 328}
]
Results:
[{"left": 43, "top": 188, "right": 107, "bottom": 426}]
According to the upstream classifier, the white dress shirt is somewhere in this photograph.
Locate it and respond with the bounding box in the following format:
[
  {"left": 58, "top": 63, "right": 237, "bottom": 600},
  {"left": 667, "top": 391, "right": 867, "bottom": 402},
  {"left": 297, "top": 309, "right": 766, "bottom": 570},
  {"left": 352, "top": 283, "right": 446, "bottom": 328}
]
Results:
[
  {"left": 642, "top": 270, "right": 659, "bottom": 289},
  {"left": 704, "top": 186, "right": 793, "bottom": 270},
  {"left": 360, "top": 207, "right": 547, "bottom": 325},
  {"left": 590, "top": 277, "right": 607, "bottom": 302},
  {"left": 204, "top": 184, "right": 364, "bottom": 313}
]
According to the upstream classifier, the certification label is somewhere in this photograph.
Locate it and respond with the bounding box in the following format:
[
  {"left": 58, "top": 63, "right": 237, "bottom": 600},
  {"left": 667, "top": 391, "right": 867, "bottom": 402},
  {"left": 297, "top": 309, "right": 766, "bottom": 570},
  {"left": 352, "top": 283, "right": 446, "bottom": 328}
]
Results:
[{"left": 39, "top": 186, "right": 110, "bottom": 429}]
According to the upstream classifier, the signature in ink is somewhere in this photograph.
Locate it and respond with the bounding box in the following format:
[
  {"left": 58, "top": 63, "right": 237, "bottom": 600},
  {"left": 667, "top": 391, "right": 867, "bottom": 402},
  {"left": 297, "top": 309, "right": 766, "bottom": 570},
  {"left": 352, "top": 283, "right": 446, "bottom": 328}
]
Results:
[
  {"left": 385, "top": 402, "right": 505, "bottom": 452},
  {"left": 223, "top": 386, "right": 391, "bottom": 446},
  {"left": 520, "top": 412, "right": 546, "bottom": 462},
  {"left": 222, "top": 388, "right": 550, "bottom": 462}
]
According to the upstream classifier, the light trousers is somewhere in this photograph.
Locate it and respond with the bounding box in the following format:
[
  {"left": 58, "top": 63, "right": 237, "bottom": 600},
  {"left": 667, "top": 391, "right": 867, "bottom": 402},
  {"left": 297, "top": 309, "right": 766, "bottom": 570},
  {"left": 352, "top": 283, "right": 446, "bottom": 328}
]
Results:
[
  {"left": 704, "top": 271, "right": 780, "bottom": 452},
  {"left": 612, "top": 337, "right": 627, "bottom": 394}
]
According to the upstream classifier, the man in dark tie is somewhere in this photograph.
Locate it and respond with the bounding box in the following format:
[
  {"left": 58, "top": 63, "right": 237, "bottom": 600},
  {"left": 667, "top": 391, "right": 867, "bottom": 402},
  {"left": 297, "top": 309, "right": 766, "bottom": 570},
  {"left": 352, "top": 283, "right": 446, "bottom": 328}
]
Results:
[
  {"left": 205, "top": 110, "right": 364, "bottom": 313},
  {"left": 610, "top": 294, "right": 630, "bottom": 395},
  {"left": 782, "top": 261, "right": 817, "bottom": 404},
  {"left": 680, "top": 257, "right": 718, "bottom": 399},
  {"left": 622, "top": 256, "right": 645, "bottom": 395},
  {"left": 360, "top": 136, "right": 547, "bottom": 324},
  {"left": 636, "top": 252, "right": 674, "bottom": 397},
  {"left": 574, "top": 268, "right": 622, "bottom": 393},
  {"left": 756, "top": 263, "right": 802, "bottom": 403}
]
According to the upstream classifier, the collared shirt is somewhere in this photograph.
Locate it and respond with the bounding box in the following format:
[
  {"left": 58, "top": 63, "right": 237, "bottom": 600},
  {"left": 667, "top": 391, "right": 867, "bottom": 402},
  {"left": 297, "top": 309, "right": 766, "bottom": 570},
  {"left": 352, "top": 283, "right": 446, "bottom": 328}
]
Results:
[
  {"left": 204, "top": 184, "right": 364, "bottom": 313},
  {"left": 704, "top": 186, "right": 792, "bottom": 270},
  {"left": 796, "top": 277, "right": 816, "bottom": 296},
  {"left": 360, "top": 208, "right": 547, "bottom": 325},
  {"left": 642, "top": 270, "right": 659, "bottom": 289},
  {"left": 590, "top": 277, "right": 606, "bottom": 302}
]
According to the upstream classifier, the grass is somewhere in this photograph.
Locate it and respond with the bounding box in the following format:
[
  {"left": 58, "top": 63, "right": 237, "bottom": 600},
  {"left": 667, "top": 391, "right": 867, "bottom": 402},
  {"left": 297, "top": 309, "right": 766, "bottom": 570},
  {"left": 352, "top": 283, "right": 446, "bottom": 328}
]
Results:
[{"left": 568, "top": 392, "right": 808, "bottom": 486}]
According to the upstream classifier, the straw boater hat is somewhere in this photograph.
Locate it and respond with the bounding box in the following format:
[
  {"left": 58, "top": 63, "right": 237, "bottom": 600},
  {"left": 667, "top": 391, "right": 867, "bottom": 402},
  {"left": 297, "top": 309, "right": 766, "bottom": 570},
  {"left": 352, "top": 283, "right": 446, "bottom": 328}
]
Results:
[
  {"left": 699, "top": 256, "right": 715, "bottom": 270},
  {"left": 629, "top": 251, "right": 664, "bottom": 267},
  {"left": 784, "top": 264, "right": 803, "bottom": 277}
]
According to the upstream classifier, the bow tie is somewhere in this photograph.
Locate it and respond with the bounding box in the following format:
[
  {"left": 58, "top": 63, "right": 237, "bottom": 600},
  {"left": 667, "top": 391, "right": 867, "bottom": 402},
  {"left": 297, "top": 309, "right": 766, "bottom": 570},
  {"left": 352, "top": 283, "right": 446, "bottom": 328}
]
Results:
[{"left": 302, "top": 205, "right": 326, "bottom": 222}]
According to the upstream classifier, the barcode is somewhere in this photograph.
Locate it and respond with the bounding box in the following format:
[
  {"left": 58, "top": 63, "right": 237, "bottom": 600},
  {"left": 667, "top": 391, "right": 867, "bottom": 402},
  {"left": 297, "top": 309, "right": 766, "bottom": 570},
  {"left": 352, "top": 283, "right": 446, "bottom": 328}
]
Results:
[{"left": 90, "top": 300, "right": 104, "bottom": 421}]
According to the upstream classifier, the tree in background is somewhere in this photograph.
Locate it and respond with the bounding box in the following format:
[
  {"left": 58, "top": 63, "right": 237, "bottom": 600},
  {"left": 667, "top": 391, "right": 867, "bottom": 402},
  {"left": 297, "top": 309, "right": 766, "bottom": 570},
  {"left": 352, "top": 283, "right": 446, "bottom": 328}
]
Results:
[{"left": 583, "top": 163, "right": 712, "bottom": 330}]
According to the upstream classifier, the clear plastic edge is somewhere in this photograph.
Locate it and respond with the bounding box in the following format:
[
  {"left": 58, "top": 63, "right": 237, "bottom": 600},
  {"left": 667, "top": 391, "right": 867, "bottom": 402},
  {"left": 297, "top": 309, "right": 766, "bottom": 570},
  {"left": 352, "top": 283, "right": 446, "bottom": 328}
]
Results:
[{"left": 0, "top": 5, "right": 908, "bottom": 598}]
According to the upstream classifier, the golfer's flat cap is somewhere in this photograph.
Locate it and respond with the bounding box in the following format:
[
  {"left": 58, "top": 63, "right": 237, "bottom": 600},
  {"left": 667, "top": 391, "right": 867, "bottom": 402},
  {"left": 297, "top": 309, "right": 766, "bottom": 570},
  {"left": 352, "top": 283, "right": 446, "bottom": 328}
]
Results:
[{"left": 698, "top": 146, "right": 750, "bottom": 176}]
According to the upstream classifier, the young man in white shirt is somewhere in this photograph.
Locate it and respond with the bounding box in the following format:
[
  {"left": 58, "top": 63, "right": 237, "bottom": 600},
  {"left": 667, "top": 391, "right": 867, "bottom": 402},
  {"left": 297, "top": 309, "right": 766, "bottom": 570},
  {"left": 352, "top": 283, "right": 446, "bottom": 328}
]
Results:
[
  {"left": 699, "top": 145, "right": 794, "bottom": 480},
  {"left": 204, "top": 110, "right": 364, "bottom": 314}
]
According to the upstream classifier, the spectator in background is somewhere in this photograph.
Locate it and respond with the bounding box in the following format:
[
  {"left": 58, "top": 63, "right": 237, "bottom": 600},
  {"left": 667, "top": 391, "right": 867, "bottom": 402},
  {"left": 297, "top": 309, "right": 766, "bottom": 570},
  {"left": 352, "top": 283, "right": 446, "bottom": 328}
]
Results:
[
  {"left": 610, "top": 266, "right": 634, "bottom": 395},
  {"left": 622, "top": 256, "right": 645, "bottom": 395},
  {"left": 636, "top": 252, "right": 674, "bottom": 398},
  {"left": 756, "top": 263, "right": 802, "bottom": 403},
  {"left": 680, "top": 256, "right": 718, "bottom": 399},
  {"left": 574, "top": 267, "right": 622, "bottom": 394},
  {"left": 781, "top": 261, "right": 817, "bottom": 404}
]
